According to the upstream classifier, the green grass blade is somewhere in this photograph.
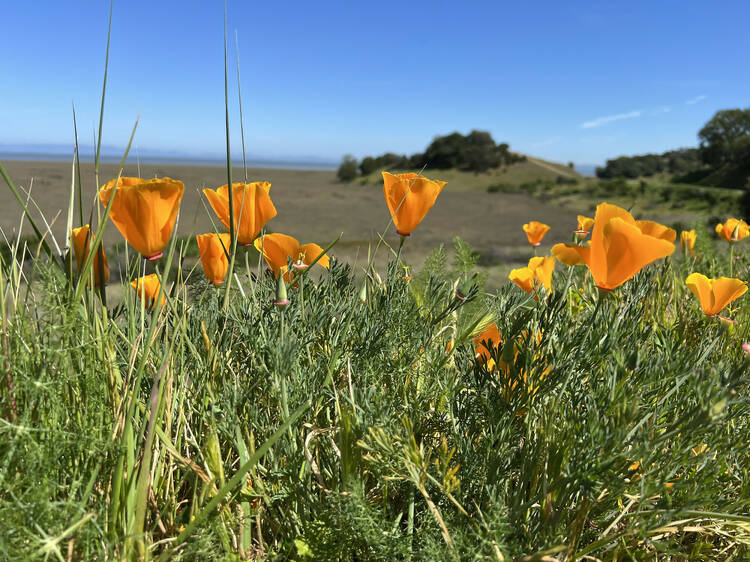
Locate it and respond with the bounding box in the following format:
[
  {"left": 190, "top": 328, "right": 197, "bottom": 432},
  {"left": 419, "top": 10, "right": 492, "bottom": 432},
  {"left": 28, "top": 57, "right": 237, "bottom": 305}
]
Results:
[
  {"left": 157, "top": 401, "right": 310, "bottom": 561},
  {"left": 72, "top": 102, "right": 84, "bottom": 226},
  {"left": 74, "top": 116, "right": 139, "bottom": 300},
  {"left": 0, "top": 162, "right": 58, "bottom": 266},
  {"left": 222, "top": 2, "right": 236, "bottom": 310},
  {"left": 95, "top": 0, "right": 114, "bottom": 175},
  {"left": 234, "top": 30, "right": 248, "bottom": 183}
]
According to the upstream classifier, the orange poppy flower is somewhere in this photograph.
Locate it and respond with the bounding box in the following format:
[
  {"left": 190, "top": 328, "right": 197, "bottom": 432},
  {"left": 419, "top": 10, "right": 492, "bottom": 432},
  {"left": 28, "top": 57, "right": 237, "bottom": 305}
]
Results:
[
  {"left": 509, "top": 256, "right": 555, "bottom": 297},
  {"left": 636, "top": 220, "right": 676, "bottom": 242},
  {"left": 130, "top": 274, "right": 165, "bottom": 309},
  {"left": 551, "top": 202, "right": 675, "bottom": 291},
  {"left": 382, "top": 172, "right": 446, "bottom": 236},
  {"left": 680, "top": 230, "right": 696, "bottom": 256},
  {"left": 196, "top": 233, "right": 231, "bottom": 285},
  {"left": 203, "top": 182, "right": 277, "bottom": 246},
  {"left": 685, "top": 273, "right": 747, "bottom": 316},
  {"left": 473, "top": 323, "right": 503, "bottom": 371},
  {"left": 715, "top": 218, "right": 750, "bottom": 242},
  {"left": 71, "top": 224, "right": 110, "bottom": 286},
  {"left": 473, "top": 323, "right": 549, "bottom": 401},
  {"left": 253, "top": 233, "right": 330, "bottom": 281},
  {"left": 522, "top": 221, "right": 550, "bottom": 246},
  {"left": 99, "top": 177, "right": 184, "bottom": 260},
  {"left": 575, "top": 215, "right": 595, "bottom": 235}
]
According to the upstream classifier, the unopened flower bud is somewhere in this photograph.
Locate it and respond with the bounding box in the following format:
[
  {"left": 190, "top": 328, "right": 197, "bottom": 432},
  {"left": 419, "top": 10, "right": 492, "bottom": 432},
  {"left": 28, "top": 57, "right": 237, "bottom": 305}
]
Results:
[
  {"left": 274, "top": 275, "right": 289, "bottom": 307},
  {"left": 717, "top": 315, "right": 735, "bottom": 333},
  {"left": 456, "top": 274, "right": 477, "bottom": 301}
]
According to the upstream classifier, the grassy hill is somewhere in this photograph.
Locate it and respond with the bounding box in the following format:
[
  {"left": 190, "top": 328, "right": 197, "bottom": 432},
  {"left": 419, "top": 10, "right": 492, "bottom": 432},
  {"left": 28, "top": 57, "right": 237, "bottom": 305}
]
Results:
[{"left": 358, "top": 156, "right": 582, "bottom": 192}]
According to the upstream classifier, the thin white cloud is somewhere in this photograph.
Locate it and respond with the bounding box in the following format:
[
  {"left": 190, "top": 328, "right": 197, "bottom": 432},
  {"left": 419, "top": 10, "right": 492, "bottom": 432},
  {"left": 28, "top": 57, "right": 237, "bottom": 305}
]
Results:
[
  {"left": 652, "top": 105, "right": 672, "bottom": 114},
  {"left": 685, "top": 94, "right": 708, "bottom": 105},
  {"left": 580, "top": 110, "right": 642, "bottom": 129}
]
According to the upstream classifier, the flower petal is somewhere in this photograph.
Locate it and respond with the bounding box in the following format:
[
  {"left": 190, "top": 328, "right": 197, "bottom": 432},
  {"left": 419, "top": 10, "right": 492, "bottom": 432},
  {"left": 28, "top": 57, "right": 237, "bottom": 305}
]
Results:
[
  {"left": 551, "top": 243, "right": 589, "bottom": 267},
  {"left": 100, "top": 177, "right": 184, "bottom": 258},
  {"left": 299, "top": 243, "right": 330, "bottom": 269},
  {"left": 197, "top": 233, "right": 231, "bottom": 284},
  {"left": 382, "top": 172, "right": 446, "bottom": 235},
  {"left": 600, "top": 217, "right": 675, "bottom": 290},
  {"left": 254, "top": 233, "right": 300, "bottom": 277},
  {"left": 509, "top": 267, "right": 535, "bottom": 294},
  {"left": 709, "top": 277, "right": 748, "bottom": 315},
  {"left": 686, "top": 273, "right": 713, "bottom": 314},
  {"left": 636, "top": 220, "right": 677, "bottom": 243}
]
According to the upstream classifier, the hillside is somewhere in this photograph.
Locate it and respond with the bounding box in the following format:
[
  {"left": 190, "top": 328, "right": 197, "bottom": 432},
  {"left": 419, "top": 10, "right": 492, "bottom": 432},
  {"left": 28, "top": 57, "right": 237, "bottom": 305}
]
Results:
[{"left": 358, "top": 156, "right": 582, "bottom": 192}]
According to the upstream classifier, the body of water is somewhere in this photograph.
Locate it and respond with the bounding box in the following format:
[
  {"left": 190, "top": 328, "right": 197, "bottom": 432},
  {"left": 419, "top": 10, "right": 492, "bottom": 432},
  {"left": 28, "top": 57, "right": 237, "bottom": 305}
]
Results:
[{"left": 0, "top": 145, "right": 338, "bottom": 171}]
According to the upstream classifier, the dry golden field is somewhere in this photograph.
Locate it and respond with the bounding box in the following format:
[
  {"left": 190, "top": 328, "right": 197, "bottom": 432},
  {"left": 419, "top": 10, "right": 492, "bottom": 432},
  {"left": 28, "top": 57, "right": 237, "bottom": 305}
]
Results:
[{"left": 1, "top": 160, "right": 581, "bottom": 286}]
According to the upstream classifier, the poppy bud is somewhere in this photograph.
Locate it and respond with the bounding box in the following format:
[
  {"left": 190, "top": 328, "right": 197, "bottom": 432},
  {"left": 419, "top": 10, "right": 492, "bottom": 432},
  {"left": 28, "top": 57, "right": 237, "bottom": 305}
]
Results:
[
  {"left": 358, "top": 279, "right": 367, "bottom": 303},
  {"left": 274, "top": 274, "right": 289, "bottom": 307},
  {"left": 456, "top": 274, "right": 478, "bottom": 301},
  {"left": 718, "top": 315, "right": 735, "bottom": 333}
]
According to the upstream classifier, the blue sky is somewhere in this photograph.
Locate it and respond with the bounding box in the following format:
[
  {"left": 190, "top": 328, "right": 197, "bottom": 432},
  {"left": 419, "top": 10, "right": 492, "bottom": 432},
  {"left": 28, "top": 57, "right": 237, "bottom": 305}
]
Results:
[{"left": 1, "top": 0, "right": 748, "bottom": 167}]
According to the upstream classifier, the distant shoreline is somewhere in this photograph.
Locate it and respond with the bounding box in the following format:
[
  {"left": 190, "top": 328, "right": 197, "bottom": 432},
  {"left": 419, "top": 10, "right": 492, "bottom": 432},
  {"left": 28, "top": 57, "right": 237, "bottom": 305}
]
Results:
[{"left": 0, "top": 152, "right": 338, "bottom": 172}]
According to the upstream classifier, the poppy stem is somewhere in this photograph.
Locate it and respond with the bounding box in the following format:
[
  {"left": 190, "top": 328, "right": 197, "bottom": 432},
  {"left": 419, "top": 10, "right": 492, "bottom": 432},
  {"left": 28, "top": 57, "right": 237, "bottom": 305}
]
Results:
[
  {"left": 729, "top": 243, "right": 734, "bottom": 278},
  {"left": 591, "top": 290, "right": 606, "bottom": 326},
  {"left": 397, "top": 234, "right": 406, "bottom": 263},
  {"left": 407, "top": 488, "right": 415, "bottom": 555}
]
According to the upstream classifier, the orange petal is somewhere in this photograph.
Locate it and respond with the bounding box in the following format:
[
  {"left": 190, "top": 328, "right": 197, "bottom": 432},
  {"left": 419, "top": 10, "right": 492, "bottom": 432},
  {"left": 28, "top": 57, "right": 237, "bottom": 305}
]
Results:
[
  {"left": 680, "top": 230, "right": 696, "bottom": 254},
  {"left": 196, "top": 233, "right": 231, "bottom": 284},
  {"left": 509, "top": 267, "right": 535, "bottom": 294},
  {"left": 130, "top": 274, "right": 165, "bottom": 308},
  {"left": 522, "top": 221, "right": 550, "bottom": 245},
  {"left": 551, "top": 243, "right": 589, "bottom": 267},
  {"left": 71, "top": 224, "right": 109, "bottom": 285},
  {"left": 473, "top": 323, "right": 502, "bottom": 370},
  {"left": 299, "top": 243, "right": 330, "bottom": 269},
  {"left": 686, "top": 273, "right": 713, "bottom": 314},
  {"left": 577, "top": 215, "right": 594, "bottom": 232},
  {"left": 529, "top": 255, "right": 555, "bottom": 291},
  {"left": 707, "top": 276, "right": 747, "bottom": 315},
  {"left": 382, "top": 171, "right": 446, "bottom": 235},
  {"left": 636, "top": 220, "right": 677, "bottom": 242},
  {"left": 238, "top": 182, "right": 277, "bottom": 244},
  {"left": 589, "top": 202, "right": 636, "bottom": 284},
  {"left": 204, "top": 182, "right": 277, "bottom": 245},
  {"left": 100, "top": 177, "right": 184, "bottom": 258},
  {"left": 203, "top": 187, "right": 230, "bottom": 229},
  {"left": 254, "top": 233, "right": 300, "bottom": 277},
  {"left": 599, "top": 217, "right": 675, "bottom": 290}
]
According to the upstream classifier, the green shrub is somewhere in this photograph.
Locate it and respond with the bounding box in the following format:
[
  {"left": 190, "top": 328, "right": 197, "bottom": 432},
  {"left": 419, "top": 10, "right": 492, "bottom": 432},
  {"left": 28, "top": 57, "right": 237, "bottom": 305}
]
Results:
[{"left": 337, "top": 154, "right": 359, "bottom": 182}]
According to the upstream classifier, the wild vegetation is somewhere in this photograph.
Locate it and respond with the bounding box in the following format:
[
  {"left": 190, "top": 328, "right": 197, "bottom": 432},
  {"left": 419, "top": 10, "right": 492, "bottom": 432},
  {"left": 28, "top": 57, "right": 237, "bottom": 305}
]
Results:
[
  {"left": 2, "top": 170, "right": 750, "bottom": 559},
  {"left": 2, "top": 9, "right": 750, "bottom": 562},
  {"left": 596, "top": 107, "right": 750, "bottom": 198},
  {"left": 337, "top": 130, "right": 526, "bottom": 181}
]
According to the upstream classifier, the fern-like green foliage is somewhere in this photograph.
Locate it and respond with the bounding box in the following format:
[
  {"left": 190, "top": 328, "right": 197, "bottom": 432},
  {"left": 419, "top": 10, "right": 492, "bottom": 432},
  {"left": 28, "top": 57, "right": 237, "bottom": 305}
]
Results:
[{"left": 1, "top": 231, "right": 749, "bottom": 560}]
